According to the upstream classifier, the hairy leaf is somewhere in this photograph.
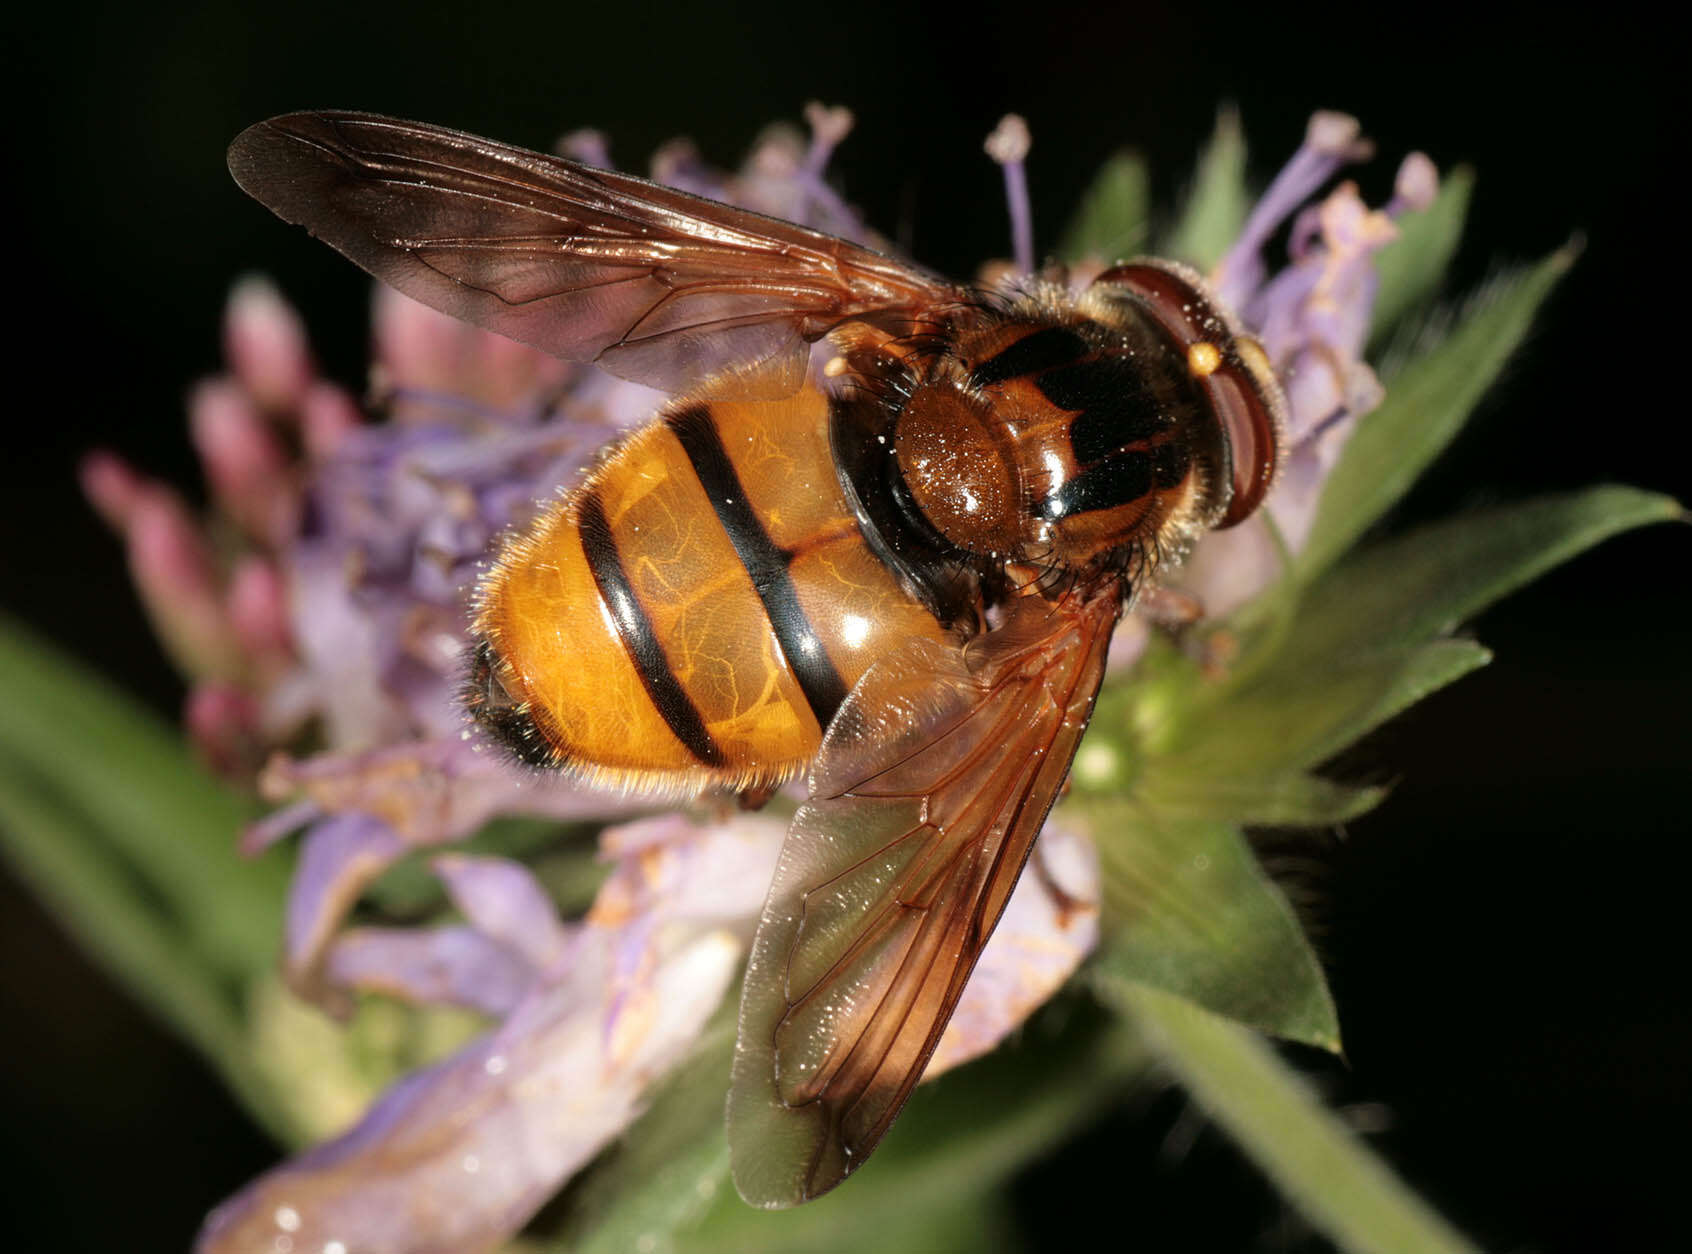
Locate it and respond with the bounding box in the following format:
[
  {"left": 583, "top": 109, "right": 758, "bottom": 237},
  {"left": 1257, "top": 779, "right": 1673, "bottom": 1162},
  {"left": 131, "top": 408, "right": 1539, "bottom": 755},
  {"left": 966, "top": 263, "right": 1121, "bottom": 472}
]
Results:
[
  {"left": 1159, "top": 640, "right": 1492, "bottom": 779},
  {"left": 1301, "top": 245, "right": 1577, "bottom": 577},
  {"left": 0, "top": 616, "right": 285, "bottom": 978},
  {"left": 1138, "top": 770, "right": 1387, "bottom": 827},
  {"left": 1057, "top": 149, "right": 1150, "bottom": 264},
  {"left": 1369, "top": 165, "right": 1474, "bottom": 351},
  {"left": 1090, "top": 809, "right": 1338, "bottom": 1050},
  {"left": 0, "top": 753, "right": 292, "bottom": 1138},
  {"left": 1161, "top": 108, "right": 1248, "bottom": 270},
  {"left": 1291, "top": 486, "right": 1684, "bottom": 669},
  {"left": 566, "top": 999, "right": 1145, "bottom": 1253},
  {"left": 1102, "top": 980, "right": 1479, "bottom": 1254}
]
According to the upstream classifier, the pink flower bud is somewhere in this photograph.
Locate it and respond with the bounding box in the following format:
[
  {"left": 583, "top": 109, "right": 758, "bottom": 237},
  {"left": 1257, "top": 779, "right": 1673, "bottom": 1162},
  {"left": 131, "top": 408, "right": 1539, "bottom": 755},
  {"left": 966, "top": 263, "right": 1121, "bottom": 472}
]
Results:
[
  {"left": 118, "top": 475, "right": 245, "bottom": 681},
  {"left": 372, "top": 283, "right": 468, "bottom": 399},
  {"left": 299, "top": 380, "right": 363, "bottom": 460},
  {"left": 78, "top": 449, "right": 147, "bottom": 530},
  {"left": 223, "top": 276, "right": 314, "bottom": 412},
  {"left": 1390, "top": 152, "right": 1440, "bottom": 216},
  {"left": 226, "top": 555, "right": 294, "bottom": 677},
  {"left": 184, "top": 682, "right": 264, "bottom": 778},
  {"left": 190, "top": 378, "right": 299, "bottom": 547}
]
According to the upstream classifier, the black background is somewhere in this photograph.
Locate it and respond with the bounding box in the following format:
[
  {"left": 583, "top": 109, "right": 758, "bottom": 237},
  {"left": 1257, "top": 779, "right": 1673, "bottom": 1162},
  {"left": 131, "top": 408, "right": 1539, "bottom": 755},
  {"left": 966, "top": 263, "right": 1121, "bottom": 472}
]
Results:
[{"left": 4, "top": 3, "right": 1686, "bottom": 1250}]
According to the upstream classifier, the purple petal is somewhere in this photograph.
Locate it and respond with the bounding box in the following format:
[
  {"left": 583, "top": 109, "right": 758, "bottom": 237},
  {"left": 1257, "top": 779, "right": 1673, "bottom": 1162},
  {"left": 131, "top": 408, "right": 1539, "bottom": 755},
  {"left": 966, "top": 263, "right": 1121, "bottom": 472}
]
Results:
[
  {"left": 1181, "top": 141, "right": 1429, "bottom": 612},
  {"left": 554, "top": 128, "right": 611, "bottom": 169},
  {"left": 800, "top": 102, "right": 853, "bottom": 177},
  {"left": 431, "top": 855, "right": 572, "bottom": 971},
  {"left": 647, "top": 111, "right": 878, "bottom": 244},
  {"left": 1216, "top": 111, "right": 1372, "bottom": 308},
  {"left": 927, "top": 819, "right": 1099, "bottom": 1076},
  {"left": 1389, "top": 152, "right": 1438, "bottom": 217},
  {"left": 1105, "top": 615, "right": 1152, "bottom": 675},
  {"left": 650, "top": 136, "right": 730, "bottom": 200},
  {"left": 590, "top": 812, "right": 787, "bottom": 932},
  {"left": 240, "top": 798, "right": 320, "bottom": 857},
  {"left": 984, "top": 114, "right": 1036, "bottom": 276},
  {"left": 261, "top": 737, "right": 649, "bottom": 850},
  {"left": 206, "top": 816, "right": 781, "bottom": 1250},
  {"left": 196, "top": 920, "right": 740, "bottom": 1253},
  {"left": 285, "top": 546, "right": 413, "bottom": 750},
  {"left": 256, "top": 740, "right": 656, "bottom": 1012},
  {"left": 1170, "top": 513, "right": 1286, "bottom": 620},
  {"left": 326, "top": 924, "right": 539, "bottom": 1016},
  {"left": 285, "top": 814, "right": 408, "bottom": 1009}
]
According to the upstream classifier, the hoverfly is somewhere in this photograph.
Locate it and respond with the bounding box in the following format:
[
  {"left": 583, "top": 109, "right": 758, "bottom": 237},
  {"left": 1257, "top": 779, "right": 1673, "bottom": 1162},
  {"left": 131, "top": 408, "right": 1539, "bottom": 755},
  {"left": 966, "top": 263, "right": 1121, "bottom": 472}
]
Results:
[{"left": 228, "top": 111, "right": 1284, "bottom": 1207}]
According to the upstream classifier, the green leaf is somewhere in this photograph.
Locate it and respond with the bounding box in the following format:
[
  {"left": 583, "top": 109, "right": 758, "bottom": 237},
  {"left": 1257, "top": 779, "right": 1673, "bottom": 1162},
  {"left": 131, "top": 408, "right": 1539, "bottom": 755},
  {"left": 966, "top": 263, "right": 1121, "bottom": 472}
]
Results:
[
  {"left": 0, "top": 615, "right": 286, "bottom": 980},
  {"left": 1088, "top": 809, "right": 1338, "bottom": 1050},
  {"left": 1067, "top": 490, "right": 1658, "bottom": 1056},
  {"left": 563, "top": 1008, "right": 738, "bottom": 1254},
  {"left": 1368, "top": 166, "right": 1474, "bottom": 352},
  {"left": 0, "top": 752, "right": 293, "bottom": 1139},
  {"left": 0, "top": 615, "right": 297, "bottom": 1136},
  {"left": 694, "top": 1188, "right": 1015, "bottom": 1254},
  {"left": 691, "top": 999, "right": 1144, "bottom": 1252},
  {"left": 1102, "top": 980, "right": 1480, "bottom": 1254},
  {"left": 1290, "top": 486, "right": 1684, "bottom": 670},
  {"left": 1139, "top": 770, "right": 1387, "bottom": 828},
  {"left": 1066, "top": 483, "right": 1679, "bottom": 1066},
  {"left": 1057, "top": 149, "right": 1150, "bottom": 263},
  {"left": 567, "top": 998, "right": 1147, "bottom": 1254},
  {"left": 1300, "top": 244, "right": 1577, "bottom": 579},
  {"left": 1161, "top": 107, "right": 1248, "bottom": 270},
  {"left": 1098, "top": 489, "right": 1673, "bottom": 821},
  {"left": 1158, "top": 639, "right": 1491, "bottom": 780},
  {"left": 1173, "top": 486, "right": 1680, "bottom": 781}
]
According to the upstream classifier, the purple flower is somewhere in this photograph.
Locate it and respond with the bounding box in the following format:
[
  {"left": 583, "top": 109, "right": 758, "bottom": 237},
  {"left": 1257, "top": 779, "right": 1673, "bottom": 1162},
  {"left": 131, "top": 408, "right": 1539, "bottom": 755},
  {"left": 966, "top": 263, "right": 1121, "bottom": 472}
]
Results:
[
  {"left": 86, "top": 106, "right": 1428, "bottom": 1250},
  {"left": 198, "top": 815, "right": 779, "bottom": 1253},
  {"left": 1174, "top": 113, "right": 1437, "bottom": 617}
]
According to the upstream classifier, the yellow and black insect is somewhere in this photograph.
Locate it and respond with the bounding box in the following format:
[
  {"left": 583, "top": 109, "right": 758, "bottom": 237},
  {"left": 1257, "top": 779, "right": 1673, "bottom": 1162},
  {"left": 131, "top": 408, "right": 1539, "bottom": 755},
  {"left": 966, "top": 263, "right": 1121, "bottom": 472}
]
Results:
[{"left": 228, "top": 111, "right": 1283, "bottom": 1206}]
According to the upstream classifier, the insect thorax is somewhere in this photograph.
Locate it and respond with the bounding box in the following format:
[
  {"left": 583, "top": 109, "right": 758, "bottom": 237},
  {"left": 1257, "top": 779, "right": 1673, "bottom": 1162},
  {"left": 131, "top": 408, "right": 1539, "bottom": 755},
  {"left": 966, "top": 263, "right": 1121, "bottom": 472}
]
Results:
[{"left": 832, "top": 298, "right": 1232, "bottom": 596}]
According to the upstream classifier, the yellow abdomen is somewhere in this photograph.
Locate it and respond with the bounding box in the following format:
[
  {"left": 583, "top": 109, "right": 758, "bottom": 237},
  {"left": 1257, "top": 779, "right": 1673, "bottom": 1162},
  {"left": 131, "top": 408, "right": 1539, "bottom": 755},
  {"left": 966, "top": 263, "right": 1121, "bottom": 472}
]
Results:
[{"left": 468, "top": 384, "right": 953, "bottom": 794}]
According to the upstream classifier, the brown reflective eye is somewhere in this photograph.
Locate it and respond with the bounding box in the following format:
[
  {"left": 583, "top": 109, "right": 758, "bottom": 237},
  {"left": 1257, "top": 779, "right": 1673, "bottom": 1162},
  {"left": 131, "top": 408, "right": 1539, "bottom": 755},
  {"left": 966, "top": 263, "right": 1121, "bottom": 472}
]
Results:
[
  {"left": 1210, "top": 338, "right": 1279, "bottom": 527},
  {"left": 1209, "top": 350, "right": 1280, "bottom": 528},
  {"left": 1091, "top": 262, "right": 1284, "bottom": 528},
  {"left": 1091, "top": 261, "right": 1220, "bottom": 345}
]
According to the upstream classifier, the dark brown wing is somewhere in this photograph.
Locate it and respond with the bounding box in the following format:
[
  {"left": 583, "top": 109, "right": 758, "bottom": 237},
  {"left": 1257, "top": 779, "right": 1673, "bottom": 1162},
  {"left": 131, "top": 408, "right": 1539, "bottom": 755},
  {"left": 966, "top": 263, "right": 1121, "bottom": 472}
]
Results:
[
  {"left": 227, "top": 111, "right": 960, "bottom": 398},
  {"left": 728, "top": 584, "right": 1122, "bottom": 1207}
]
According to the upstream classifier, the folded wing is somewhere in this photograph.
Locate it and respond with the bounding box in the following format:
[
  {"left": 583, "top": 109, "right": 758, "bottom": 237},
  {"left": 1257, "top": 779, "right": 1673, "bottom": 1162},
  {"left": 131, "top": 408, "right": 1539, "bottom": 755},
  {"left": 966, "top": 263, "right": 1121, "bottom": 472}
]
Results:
[{"left": 729, "top": 585, "right": 1121, "bottom": 1206}]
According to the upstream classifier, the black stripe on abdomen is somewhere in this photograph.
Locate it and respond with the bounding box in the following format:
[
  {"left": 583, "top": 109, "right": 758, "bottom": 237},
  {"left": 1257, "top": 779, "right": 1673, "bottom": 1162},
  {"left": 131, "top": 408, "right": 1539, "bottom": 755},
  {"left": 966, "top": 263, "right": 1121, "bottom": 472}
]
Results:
[
  {"left": 578, "top": 490, "right": 725, "bottom": 767},
  {"left": 666, "top": 404, "right": 850, "bottom": 730}
]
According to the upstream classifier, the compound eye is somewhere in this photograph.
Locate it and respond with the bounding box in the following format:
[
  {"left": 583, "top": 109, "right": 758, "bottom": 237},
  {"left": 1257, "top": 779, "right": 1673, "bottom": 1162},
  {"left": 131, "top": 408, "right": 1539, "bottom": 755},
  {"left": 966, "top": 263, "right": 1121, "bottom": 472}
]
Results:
[
  {"left": 892, "top": 387, "right": 1022, "bottom": 556},
  {"left": 1212, "top": 336, "right": 1281, "bottom": 528},
  {"left": 1090, "top": 261, "right": 1284, "bottom": 529}
]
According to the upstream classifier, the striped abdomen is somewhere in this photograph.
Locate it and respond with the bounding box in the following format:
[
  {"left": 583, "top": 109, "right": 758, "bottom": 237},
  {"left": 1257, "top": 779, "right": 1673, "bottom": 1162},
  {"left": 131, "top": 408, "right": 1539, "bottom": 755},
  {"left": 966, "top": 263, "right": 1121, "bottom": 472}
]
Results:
[{"left": 468, "top": 385, "right": 953, "bottom": 793}]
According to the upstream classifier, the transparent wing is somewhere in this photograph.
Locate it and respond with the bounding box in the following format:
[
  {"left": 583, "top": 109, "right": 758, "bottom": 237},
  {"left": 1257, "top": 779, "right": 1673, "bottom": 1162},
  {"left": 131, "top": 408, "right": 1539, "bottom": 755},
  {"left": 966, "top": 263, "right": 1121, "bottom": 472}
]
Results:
[
  {"left": 728, "top": 585, "right": 1122, "bottom": 1206},
  {"left": 227, "top": 111, "right": 960, "bottom": 398}
]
